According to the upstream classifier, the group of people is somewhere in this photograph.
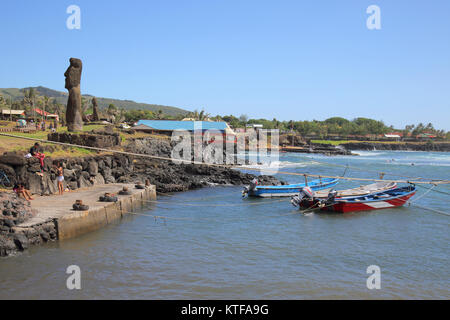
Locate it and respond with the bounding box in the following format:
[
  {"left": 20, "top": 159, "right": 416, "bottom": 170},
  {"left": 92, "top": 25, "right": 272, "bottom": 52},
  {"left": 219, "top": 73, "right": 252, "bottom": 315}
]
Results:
[
  {"left": 27, "top": 119, "right": 58, "bottom": 132},
  {"left": 13, "top": 143, "right": 65, "bottom": 200}
]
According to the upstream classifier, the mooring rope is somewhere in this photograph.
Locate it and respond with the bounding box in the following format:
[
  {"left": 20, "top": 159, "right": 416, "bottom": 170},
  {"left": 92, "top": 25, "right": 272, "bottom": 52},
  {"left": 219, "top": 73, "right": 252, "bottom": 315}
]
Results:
[
  {"left": 407, "top": 184, "right": 437, "bottom": 205},
  {"left": 299, "top": 156, "right": 433, "bottom": 181},
  {"left": 409, "top": 203, "right": 450, "bottom": 217},
  {"left": 416, "top": 184, "right": 450, "bottom": 196},
  {"left": 1, "top": 132, "right": 449, "bottom": 185},
  {"left": 123, "top": 208, "right": 300, "bottom": 224},
  {"left": 156, "top": 192, "right": 232, "bottom": 201},
  {"left": 142, "top": 198, "right": 288, "bottom": 207}
]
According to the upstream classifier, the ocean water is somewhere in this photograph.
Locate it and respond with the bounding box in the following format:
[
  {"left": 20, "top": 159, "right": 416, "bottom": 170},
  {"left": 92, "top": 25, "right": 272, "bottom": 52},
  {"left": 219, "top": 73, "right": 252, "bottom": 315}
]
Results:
[{"left": 0, "top": 151, "right": 449, "bottom": 299}]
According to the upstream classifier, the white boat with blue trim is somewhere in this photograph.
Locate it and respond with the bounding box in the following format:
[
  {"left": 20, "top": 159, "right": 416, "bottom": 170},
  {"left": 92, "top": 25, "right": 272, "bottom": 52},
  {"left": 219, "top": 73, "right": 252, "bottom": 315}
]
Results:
[{"left": 242, "top": 177, "right": 339, "bottom": 197}]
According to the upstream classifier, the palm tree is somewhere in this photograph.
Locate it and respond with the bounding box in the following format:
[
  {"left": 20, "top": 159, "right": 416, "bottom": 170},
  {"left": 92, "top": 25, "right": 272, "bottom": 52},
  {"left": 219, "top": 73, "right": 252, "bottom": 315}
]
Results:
[
  {"left": 154, "top": 109, "right": 164, "bottom": 120},
  {"left": 42, "top": 96, "right": 51, "bottom": 122},
  {"left": 288, "top": 120, "right": 294, "bottom": 132},
  {"left": 23, "top": 88, "right": 37, "bottom": 124},
  {"left": 197, "top": 110, "right": 211, "bottom": 121},
  {"left": 4, "top": 98, "right": 14, "bottom": 122},
  {"left": 53, "top": 103, "right": 62, "bottom": 118},
  {"left": 186, "top": 109, "right": 200, "bottom": 120},
  {"left": 0, "top": 95, "right": 7, "bottom": 121}
]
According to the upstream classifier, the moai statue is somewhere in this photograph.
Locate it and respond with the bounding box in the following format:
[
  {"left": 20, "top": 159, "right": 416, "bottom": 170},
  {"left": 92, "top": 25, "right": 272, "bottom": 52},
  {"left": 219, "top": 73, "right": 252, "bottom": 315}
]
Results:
[
  {"left": 64, "top": 58, "right": 83, "bottom": 131},
  {"left": 92, "top": 97, "right": 100, "bottom": 122}
]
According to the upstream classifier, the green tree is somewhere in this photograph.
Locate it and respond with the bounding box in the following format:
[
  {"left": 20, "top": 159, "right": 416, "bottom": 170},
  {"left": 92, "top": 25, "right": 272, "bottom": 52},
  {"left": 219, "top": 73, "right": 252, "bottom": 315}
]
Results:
[{"left": 23, "top": 88, "right": 37, "bottom": 123}]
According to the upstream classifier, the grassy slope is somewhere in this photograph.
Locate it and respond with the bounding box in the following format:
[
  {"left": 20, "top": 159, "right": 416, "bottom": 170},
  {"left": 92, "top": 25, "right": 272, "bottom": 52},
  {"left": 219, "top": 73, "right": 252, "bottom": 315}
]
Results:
[
  {"left": 0, "top": 123, "right": 170, "bottom": 159},
  {"left": 0, "top": 86, "right": 190, "bottom": 116},
  {"left": 0, "top": 124, "right": 105, "bottom": 157}
]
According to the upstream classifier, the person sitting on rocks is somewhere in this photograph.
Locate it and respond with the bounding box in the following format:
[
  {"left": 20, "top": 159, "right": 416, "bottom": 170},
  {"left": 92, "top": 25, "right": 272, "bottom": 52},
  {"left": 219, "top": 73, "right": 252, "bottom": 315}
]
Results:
[
  {"left": 13, "top": 183, "right": 34, "bottom": 201},
  {"left": 30, "top": 142, "right": 45, "bottom": 173}
]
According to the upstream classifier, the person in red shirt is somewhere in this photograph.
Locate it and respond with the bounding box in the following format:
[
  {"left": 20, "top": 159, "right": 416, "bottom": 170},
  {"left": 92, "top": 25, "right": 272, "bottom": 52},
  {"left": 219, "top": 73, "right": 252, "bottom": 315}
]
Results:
[{"left": 30, "top": 142, "right": 45, "bottom": 172}]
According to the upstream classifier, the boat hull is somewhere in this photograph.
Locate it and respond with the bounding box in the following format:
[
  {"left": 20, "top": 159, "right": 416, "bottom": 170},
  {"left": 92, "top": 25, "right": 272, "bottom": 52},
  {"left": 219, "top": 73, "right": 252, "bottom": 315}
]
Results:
[
  {"left": 328, "top": 192, "right": 415, "bottom": 213},
  {"left": 248, "top": 179, "right": 339, "bottom": 197},
  {"left": 299, "top": 186, "right": 416, "bottom": 213}
]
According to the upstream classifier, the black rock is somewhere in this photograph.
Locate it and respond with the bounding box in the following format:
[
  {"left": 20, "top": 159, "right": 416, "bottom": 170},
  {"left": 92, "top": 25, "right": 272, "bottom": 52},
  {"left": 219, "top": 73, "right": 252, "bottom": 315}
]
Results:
[
  {"left": 40, "top": 231, "right": 50, "bottom": 242},
  {"left": 2, "top": 219, "right": 15, "bottom": 228},
  {"left": 13, "top": 233, "right": 29, "bottom": 251}
]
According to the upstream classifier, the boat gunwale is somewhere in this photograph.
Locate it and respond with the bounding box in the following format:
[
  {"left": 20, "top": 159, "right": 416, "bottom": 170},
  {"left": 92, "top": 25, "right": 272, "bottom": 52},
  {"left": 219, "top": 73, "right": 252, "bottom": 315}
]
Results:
[
  {"left": 336, "top": 187, "right": 416, "bottom": 204},
  {"left": 253, "top": 178, "right": 339, "bottom": 190},
  {"left": 314, "top": 182, "right": 397, "bottom": 199}
]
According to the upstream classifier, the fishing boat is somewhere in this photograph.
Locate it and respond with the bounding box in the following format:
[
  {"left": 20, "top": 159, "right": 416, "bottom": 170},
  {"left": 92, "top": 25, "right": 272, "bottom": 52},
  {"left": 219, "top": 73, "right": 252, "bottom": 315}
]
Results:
[
  {"left": 293, "top": 185, "right": 416, "bottom": 213},
  {"left": 313, "top": 182, "right": 397, "bottom": 199},
  {"left": 242, "top": 177, "right": 339, "bottom": 197}
]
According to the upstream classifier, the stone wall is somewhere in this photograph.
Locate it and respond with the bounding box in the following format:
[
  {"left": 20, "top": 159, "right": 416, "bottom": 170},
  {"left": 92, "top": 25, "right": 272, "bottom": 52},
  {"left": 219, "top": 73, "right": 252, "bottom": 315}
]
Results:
[
  {"left": 0, "top": 192, "right": 57, "bottom": 257},
  {"left": 0, "top": 153, "right": 130, "bottom": 195},
  {"left": 47, "top": 131, "right": 121, "bottom": 148}
]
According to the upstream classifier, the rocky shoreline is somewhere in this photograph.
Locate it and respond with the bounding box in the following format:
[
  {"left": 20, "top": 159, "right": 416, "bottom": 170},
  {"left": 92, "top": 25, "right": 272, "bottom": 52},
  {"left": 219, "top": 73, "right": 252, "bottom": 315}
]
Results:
[
  {"left": 0, "top": 137, "right": 283, "bottom": 257},
  {"left": 0, "top": 192, "right": 57, "bottom": 257},
  {"left": 291, "top": 144, "right": 353, "bottom": 156},
  {"left": 340, "top": 141, "right": 450, "bottom": 152}
]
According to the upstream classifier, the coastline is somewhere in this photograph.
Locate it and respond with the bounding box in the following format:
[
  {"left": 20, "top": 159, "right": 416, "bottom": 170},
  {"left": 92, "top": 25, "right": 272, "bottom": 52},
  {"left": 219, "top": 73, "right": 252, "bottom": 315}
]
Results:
[
  {"left": 1, "top": 148, "right": 448, "bottom": 299},
  {"left": 338, "top": 141, "right": 450, "bottom": 152},
  {"left": 0, "top": 136, "right": 282, "bottom": 257}
]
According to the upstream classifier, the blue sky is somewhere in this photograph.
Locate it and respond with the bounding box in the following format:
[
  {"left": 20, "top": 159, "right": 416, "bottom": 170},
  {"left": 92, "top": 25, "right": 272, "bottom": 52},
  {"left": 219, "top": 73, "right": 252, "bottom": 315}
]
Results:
[{"left": 1, "top": 0, "right": 449, "bottom": 130}]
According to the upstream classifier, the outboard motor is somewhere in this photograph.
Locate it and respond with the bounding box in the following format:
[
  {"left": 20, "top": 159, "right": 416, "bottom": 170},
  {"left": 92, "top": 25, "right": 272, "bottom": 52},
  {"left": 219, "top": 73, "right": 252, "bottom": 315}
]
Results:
[
  {"left": 326, "top": 189, "right": 338, "bottom": 203},
  {"left": 242, "top": 178, "right": 259, "bottom": 197},
  {"left": 319, "top": 189, "right": 337, "bottom": 208},
  {"left": 291, "top": 186, "right": 315, "bottom": 207},
  {"left": 317, "top": 189, "right": 338, "bottom": 208}
]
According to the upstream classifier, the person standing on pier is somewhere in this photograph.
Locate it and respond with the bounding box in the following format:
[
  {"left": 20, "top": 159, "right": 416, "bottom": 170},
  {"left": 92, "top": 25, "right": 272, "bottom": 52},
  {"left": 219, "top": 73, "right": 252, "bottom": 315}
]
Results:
[{"left": 56, "top": 162, "right": 64, "bottom": 195}]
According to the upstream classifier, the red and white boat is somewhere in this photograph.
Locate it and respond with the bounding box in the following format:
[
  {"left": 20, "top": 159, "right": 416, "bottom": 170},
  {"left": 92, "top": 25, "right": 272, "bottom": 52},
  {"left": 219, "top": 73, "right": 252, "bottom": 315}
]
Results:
[{"left": 294, "top": 185, "right": 416, "bottom": 213}]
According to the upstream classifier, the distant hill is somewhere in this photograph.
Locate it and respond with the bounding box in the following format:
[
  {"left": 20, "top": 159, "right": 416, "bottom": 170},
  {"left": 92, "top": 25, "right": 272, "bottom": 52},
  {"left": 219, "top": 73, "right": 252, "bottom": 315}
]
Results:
[{"left": 0, "top": 86, "right": 190, "bottom": 116}]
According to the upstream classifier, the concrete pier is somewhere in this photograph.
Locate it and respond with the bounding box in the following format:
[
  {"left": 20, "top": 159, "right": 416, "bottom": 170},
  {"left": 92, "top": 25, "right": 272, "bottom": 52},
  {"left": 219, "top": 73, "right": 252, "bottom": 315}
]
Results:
[{"left": 16, "top": 183, "right": 156, "bottom": 240}]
